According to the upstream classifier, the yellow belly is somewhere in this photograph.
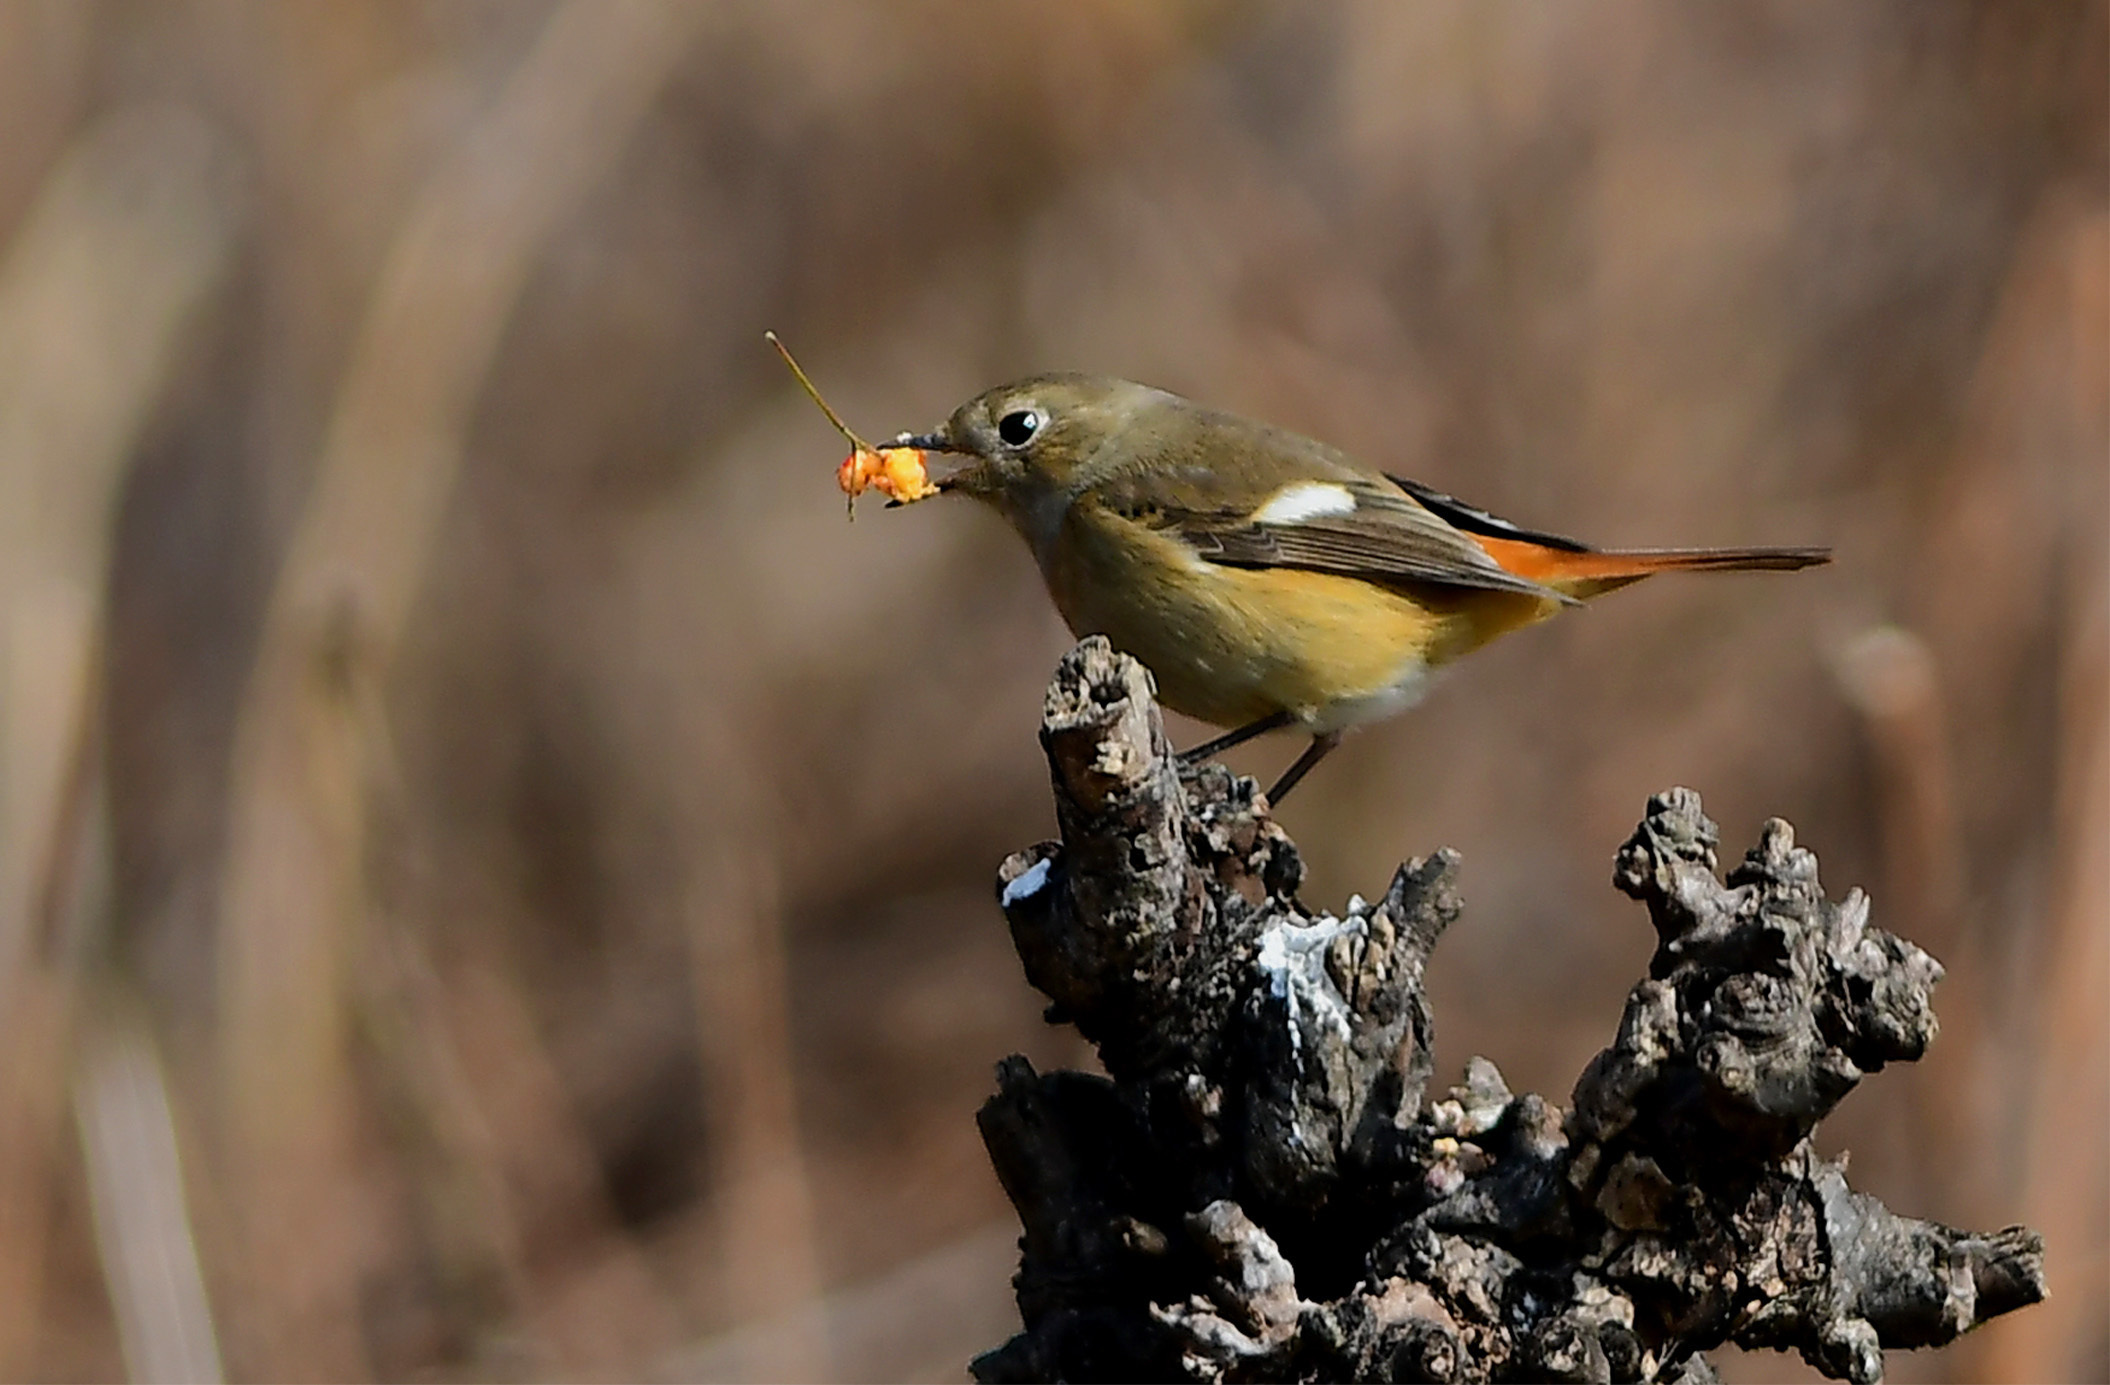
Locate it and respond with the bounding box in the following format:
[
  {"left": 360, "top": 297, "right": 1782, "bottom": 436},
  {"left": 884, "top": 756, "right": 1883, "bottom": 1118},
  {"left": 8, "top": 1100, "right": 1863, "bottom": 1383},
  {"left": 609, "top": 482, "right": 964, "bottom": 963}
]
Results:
[{"left": 1042, "top": 510, "right": 1558, "bottom": 731}]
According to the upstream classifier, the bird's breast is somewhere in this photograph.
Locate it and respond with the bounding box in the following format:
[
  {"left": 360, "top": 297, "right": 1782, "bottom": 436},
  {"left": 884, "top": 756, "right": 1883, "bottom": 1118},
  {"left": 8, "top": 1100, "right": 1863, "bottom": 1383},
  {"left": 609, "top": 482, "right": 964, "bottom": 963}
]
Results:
[{"left": 1038, "top": 506, "right": 1536, "bottom": 731}]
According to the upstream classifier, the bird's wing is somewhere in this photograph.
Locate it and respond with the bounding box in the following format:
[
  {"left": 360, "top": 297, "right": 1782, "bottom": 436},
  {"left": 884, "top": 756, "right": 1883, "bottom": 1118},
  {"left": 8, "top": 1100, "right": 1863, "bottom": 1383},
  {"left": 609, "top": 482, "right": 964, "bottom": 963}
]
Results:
[
  {"left": 1094, "top": 468, "right": 1575, "bottom": 603},
  {"left": 1385, "top": 474, "right": 1592, "bottom": 554}
]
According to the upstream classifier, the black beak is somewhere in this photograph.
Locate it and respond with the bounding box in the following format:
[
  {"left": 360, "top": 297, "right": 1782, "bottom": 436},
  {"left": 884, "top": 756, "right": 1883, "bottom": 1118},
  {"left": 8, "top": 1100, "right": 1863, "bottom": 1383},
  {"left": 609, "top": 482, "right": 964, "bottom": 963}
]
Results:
[{"left": 891, "top": 428, "right": 978, "bottom": 491}]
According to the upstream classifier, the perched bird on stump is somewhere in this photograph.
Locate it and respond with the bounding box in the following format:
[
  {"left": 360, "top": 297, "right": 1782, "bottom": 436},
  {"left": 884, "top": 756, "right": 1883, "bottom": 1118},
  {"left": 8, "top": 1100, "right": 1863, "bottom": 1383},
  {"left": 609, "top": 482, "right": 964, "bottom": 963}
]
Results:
[{"left": 891, "top": 376, "right": 1828, "bottom": 803}]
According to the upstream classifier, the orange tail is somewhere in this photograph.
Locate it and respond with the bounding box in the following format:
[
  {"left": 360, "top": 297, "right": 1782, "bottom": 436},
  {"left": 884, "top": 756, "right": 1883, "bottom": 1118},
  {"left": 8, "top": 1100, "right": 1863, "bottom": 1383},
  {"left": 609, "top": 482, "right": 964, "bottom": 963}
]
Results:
[{"left": 1475, "top": 536, "right": 1831, "bottom": 595}]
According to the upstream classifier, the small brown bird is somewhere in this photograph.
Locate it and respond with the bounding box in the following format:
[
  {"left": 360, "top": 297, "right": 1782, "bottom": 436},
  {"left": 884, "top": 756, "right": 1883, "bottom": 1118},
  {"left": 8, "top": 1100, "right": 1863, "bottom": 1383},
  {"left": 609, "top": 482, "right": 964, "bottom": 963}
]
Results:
[{"left": 890, "top": 375, "right": 1829, "bottom": 803}]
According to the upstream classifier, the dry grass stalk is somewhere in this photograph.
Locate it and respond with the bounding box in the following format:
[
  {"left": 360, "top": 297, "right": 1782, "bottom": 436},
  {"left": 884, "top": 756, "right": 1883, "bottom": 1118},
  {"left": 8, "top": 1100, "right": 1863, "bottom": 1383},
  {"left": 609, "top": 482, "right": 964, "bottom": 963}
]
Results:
[
  {"left": 0, "top": 105, "right": 237, "bottom": 1379},
  {"left": 1978, "top": 206, "right": 2110, "bottom": 1385},
  {"left": 212, "top": 2, "right": 711, "bottom": 1373}
]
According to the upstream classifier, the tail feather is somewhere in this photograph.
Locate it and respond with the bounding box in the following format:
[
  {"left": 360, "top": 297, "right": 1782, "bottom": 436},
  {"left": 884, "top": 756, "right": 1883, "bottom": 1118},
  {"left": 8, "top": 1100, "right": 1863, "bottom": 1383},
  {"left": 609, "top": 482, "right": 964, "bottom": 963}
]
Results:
[
  {"left": 1473, "top": 535, "right": 1831, "bottom": 589},
  {"left": 1576, "top": 545, "right": 1833, "bottom": 576}
]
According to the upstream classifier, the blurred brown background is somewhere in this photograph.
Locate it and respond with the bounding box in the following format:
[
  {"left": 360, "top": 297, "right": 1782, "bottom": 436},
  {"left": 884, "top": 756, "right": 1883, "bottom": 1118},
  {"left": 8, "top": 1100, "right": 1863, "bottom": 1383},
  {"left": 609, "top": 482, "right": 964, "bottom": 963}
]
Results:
[{"left": 0, "top": 2, "right": 2101, "bottom": 1381}]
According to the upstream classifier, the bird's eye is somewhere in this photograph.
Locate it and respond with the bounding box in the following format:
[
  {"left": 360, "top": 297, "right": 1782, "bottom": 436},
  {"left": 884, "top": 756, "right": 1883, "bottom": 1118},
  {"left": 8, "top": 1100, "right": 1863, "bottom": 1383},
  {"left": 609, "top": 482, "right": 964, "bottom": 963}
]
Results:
[{"left": 997, "top": 409, "right": 1040, "bottom": 447}]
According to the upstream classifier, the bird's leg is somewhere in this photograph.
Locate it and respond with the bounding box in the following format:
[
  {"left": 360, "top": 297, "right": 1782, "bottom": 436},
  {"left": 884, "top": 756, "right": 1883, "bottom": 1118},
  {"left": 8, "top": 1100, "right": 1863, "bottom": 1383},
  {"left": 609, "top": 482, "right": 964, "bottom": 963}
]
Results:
[
  {"left": 1265, "top": 732, "right": 1343, "bottom": 805},
  {"left": 1177, "top": 710, "right": 1294, "bottom": 766}
]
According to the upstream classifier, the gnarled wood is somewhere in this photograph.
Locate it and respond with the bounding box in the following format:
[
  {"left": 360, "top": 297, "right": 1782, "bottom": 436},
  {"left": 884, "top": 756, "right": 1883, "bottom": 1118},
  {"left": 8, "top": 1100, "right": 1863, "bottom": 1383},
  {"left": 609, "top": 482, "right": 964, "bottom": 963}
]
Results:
[{"left": 974, "top": 638, "right": 2044, "bottom": 1384}]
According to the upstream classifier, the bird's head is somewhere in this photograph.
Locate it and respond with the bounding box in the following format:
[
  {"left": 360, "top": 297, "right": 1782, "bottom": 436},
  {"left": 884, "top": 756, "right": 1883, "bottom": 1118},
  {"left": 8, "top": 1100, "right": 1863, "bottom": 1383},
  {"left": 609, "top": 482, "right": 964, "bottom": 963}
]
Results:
[{"left": 895, "top": 374, "right": 1176, "bottom": 520}]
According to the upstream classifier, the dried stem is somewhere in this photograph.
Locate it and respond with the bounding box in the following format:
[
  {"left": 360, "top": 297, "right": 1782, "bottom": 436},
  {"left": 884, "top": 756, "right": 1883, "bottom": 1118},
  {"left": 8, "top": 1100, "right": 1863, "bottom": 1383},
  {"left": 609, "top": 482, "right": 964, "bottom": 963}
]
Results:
[{"left": 213, "top": 4, "right": 710, "bottom": 1373}]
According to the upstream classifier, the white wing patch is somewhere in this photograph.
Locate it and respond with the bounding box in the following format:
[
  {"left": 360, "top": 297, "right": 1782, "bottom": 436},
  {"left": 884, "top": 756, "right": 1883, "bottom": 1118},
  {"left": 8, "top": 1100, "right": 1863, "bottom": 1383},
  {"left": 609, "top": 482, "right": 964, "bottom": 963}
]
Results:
[{"left": 1251, "top": 481, "right": 1357, "bottom": 526}]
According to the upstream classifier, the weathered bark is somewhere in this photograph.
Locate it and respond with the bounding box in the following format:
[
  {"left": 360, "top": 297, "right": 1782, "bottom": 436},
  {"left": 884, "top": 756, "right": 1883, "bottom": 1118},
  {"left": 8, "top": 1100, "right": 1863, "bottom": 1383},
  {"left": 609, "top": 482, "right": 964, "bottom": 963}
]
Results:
[{"left": 974, "top": 638, "right": 2045, "bottom": 1385}]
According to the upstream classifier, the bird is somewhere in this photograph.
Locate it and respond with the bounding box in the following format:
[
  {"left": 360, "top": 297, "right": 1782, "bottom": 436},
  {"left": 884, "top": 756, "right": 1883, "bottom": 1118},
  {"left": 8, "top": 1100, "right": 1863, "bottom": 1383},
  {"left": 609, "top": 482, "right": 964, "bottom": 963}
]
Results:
[{"left": 890, "top": 374, "right": 1828, "bottom": 804}]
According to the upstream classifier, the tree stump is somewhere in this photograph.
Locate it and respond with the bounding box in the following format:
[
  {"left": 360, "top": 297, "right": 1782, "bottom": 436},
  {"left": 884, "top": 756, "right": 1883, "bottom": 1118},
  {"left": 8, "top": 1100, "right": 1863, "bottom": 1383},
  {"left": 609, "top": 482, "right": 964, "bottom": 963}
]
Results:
[{"left": 973, "top": 638, "right": 2044, "bottom": 1385}]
